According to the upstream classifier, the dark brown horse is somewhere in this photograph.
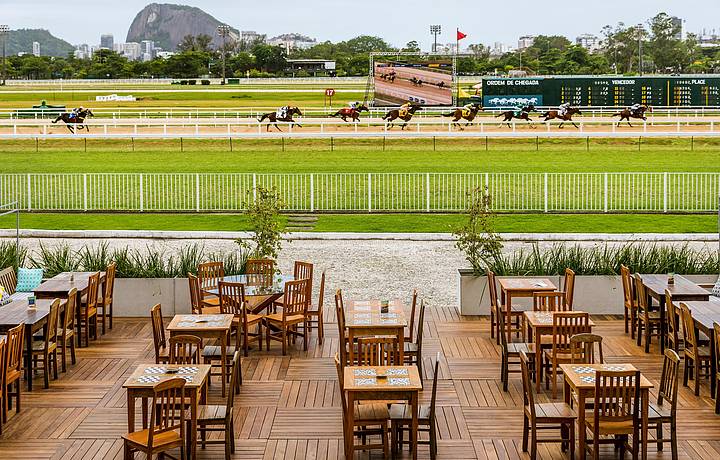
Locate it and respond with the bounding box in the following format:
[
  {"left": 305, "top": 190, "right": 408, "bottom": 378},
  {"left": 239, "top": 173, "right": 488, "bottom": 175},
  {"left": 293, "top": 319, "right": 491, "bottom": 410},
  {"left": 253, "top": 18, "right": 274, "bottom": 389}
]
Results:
[
  {"left": 330, "top": 104, "right": 369, "bottom": 122},
  {"left": 496, "top": 104, "right": 537, "bottom": 128},
  {"left": 442, "top": 104, "right": 482, "bottom": 130},
  {"left": 382, "top": 105, "right": 422, "bottom": 130},
  {"left": 540, "top": 107, "right": 583, "bottom": 129},
  {"left": 612, "top": 105, "right": 651, "bottom": 127},
  {"left": 258, "top": 106, "right": 303, "bottom": 132},
  {"left": 52, "top": 108, "right": 94, "bottom": 133}
]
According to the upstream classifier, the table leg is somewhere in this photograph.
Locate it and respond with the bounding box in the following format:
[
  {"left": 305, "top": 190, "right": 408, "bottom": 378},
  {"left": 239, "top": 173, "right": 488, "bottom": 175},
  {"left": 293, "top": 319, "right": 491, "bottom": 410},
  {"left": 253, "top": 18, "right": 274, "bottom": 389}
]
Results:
[
  {"left": 126, "top": 391, "right": 135, "bottom": 433},
  {"left": 344, "top": 391, "right": 354, "bottom": 460},
  {"left": 710, "top": 328, "right": 717, "bottom": 397},
  {"left": 189, "top": 389, "right": 198, "bottom": 460},
  {"left": 535, "top": 326, "right": 542, "bottom": 392},
  {"left": 411, "top": 391, "right": 419, "bottom": 460},
  {"left": 141, "top": 397, "right": 148, "bottom": 429},
  {"left": 25, "top": 328, "right": 33, "bottom": 391},
  {"left": 641, "top": 388, "right": 649, "bottom": 460},
  {"left": 500, "top": 288, "right": 506, "bottom": 343},
  {"left": 577, "top": 393, "right": 586, "bottom": 460},
  {"left": 506, "top": 292, "right": 513, "bottom": 345},
  {"left": 398, "top": 328, "right": 405, "bottom": 366},
  {"left": 220, "top": 333, "right": 227, "bottom": 398},
  {"left": 348, "top": 330, "right": 355, "bottom": 365}
]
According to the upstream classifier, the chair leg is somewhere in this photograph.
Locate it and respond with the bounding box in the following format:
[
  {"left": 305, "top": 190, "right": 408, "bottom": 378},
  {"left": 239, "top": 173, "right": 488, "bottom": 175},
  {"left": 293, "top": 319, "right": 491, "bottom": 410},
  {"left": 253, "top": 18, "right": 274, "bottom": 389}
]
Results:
[
  {"left": 568, "top": 422, "right": 575, "bottom": 460},
  {"left": 715, "top": 380, "right": 720, "bottom": 414},
  {"left": 303, "top": 320, "right": 309, "bottom": 351},
  {"left": 694, "top": 359, "right": 701, "bottom": 396},
  {"left": 43, "top": 354, "right": 50, "bottom": 389},
  {"left": 70, "top": 337, "right": 76, "bottom": 365},
  {"left": 60, "top": 340, "right": 67, "bottom": 373},
  {"left": 551, "top": 363, "right": 558, "bottom": 399},
  {"left": 430, "top": 422, "right": 437, "bottom": 460},
  {"left": 656, "top": 421, "right": 663, "bottom": 451},
  {"left": 683, "top": 357, "right": 689, "bottom": 387},
  {"left": 530, "top": 423, "right": 537, "bottom": 460},
  {"left": 522, "top": 414, "right": 529, "bottom": 452},
  {"left": 670, "top": 419, "right": 678, "bottom": 460},
  {"left": 52, "top": 350, "right": 58, "bottom": 380},
  {"left": 318, "top": 315, "right": 324, "bottom": 345},
  {"left": 644, "top": 323, "right": 651, "bottom": 353}
]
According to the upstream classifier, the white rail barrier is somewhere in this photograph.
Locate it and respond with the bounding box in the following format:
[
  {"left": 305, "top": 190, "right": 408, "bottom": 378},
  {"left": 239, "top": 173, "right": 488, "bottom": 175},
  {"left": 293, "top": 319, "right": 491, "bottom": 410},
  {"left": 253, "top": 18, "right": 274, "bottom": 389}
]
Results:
[{"left": 1, "top": 172, "right": 717, "bottom": 214}]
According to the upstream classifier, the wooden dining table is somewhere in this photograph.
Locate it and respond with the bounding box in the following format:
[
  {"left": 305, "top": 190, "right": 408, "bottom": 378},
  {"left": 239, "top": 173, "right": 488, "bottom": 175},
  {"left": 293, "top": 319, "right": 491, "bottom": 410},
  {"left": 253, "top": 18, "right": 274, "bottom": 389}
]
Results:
[
  {"left": 123, "top": 363, "right": 210, "bottom": 460},
  {"left": 0, "top": 298, "right": 56, "bottom": 391},
  {"left": 680, "top": 297, "right": 720, "bottom": 396},
  {"left": 561, "top": 363, "right": 653, "bottom": 460},
  {"left": 203, "top": 274, "right": 294, "bottom": 314},
  {"left": 498, "top": 278, "right": 557, "bottom": 343},
  {"left": 166, "top": 314, "right": 234, "bottom": 397},
  {"left": 524, "top": 310, "right": 595, "bottom": 391},
  {"left": 343, "top": 365, "right": 422, "bottom": 460},
  {"left": 639, "top": 274, "right": 710, "bottom": 353},
  {"left": 344, "top": 299, "right": 407, "bottom": 365}
]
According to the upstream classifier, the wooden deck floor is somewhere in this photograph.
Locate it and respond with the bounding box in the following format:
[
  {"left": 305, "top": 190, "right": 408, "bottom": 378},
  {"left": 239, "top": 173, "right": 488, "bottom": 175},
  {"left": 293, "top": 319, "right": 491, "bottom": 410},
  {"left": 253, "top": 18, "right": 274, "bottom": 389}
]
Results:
[{"left": 1, "top": 308, "right": 720, "bottom": 459}]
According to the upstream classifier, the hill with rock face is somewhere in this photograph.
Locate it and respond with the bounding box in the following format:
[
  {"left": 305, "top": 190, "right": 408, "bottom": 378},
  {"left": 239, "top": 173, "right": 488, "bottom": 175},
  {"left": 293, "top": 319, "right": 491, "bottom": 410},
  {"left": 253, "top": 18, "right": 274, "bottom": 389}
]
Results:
[
  {"left": 126, "top": 3, "right": 238, "bottom": 51},
  {"left": 6, "top": 29, "right": 74, "bottom": 57}
]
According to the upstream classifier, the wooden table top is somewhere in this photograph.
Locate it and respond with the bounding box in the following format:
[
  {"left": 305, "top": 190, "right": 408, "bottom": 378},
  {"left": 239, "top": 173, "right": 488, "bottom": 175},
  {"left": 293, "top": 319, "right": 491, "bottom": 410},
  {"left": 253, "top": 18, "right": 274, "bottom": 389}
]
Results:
[
  {"left": 498, "top": 278, "right": 557, "bottom": 292},
  {"left": 204, "top": 274, "right": 294, "bottom": 297},
  {"left": 0, "top": 298, "right": 55, "bottom": 328},
  {"left": 123, "top": 364, "right": 211, "bottom": 389},
  {"left": 524, "top": 311, "right": 596, "bottom": 328},
  {"left": 681, "top": 298, "right": 720, "bottom": 332},
  {"left": 167, "top": 314, "right": 234, "bottom": 332},
  {"left": 34, "top": 271, "right": 106, "bottom": 295},
  {"left": 345, "top": 300, "right": 406, "bottom": 328},
  {"left": 639, "top": 274, "right": 709, "bottom": 297},
  {"left": 560, "top": 363, "right": 653, "bottom": 390},
  {"left": 343, "top": 366, "right": 422, "bottom": 392}
]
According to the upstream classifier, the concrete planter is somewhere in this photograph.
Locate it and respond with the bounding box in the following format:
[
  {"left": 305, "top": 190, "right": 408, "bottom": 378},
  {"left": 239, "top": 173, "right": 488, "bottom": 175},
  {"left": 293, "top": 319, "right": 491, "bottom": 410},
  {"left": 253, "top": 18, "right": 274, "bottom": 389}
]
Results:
[{"left": 114, "top": 278, "right": 191, "bottom": 317}]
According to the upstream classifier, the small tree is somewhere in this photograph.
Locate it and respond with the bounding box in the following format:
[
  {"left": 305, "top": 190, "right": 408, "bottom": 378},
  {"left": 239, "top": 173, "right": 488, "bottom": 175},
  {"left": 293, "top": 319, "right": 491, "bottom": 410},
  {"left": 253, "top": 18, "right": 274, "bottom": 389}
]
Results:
[
  {"left": 453, "top": 186, "right": 503, "bottom": 274},
  {"left": 236, "top": 186, "right": 286, "bottom": 261}
]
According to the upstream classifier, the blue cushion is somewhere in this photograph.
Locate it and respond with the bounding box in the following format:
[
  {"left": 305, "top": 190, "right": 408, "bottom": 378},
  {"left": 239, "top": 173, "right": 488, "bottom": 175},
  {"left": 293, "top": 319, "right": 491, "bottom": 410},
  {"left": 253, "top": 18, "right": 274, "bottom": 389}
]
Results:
[
  {"left": 712, "top": 277, "right": 720, "bottom": 298},
  {"left": 0, "top": 287, "right": 11, "bottom": 306},
  {"left": 16, "top": 268, "right": 43, "bottom": 292}
]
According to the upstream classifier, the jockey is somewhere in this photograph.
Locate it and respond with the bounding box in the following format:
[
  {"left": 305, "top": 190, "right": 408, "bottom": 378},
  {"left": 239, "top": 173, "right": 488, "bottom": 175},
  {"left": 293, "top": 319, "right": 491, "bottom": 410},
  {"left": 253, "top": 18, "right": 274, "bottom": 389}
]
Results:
[
  {"left": 276, "top": 106, "right": 289, "bottom": 119},
  {"left": 461, "top": 102, "right": 475, "bottom": 117},
  {"left": 69, "top": 106, "right": 84, "bottom": 120},
  {"left": 348, "top": 101, "right": 362, "bottom": 111},
  {"left": 399, "top": 101, "right": 413, "bottom": 117},
  {"left": 559, "top": 102, "right": 571, "bottom": 117},
  {"left": 629, "top": 103, "right": 643, "bottom": 117}
]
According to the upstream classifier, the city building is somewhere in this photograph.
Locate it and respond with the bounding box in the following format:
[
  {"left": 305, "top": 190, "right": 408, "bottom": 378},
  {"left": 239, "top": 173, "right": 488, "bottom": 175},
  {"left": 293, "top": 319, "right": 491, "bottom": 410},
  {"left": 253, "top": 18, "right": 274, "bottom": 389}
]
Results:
[
  {"left": 576, "top": 34, "right": 601, "bottom": 52},
  {"left": 240, "top": 30, "right": 265, "bottom": 47},
  {"left": 490, "top": 42, "right": 515, "bottom": 57},
  {"left": 32, "top": 41, "right": 40, "bottom": 57},
  {"left": 518, "top": 35, "right": 536, "bottom": 50},
  {"left": 267, "top": 33, "right": 317, "bottom": 54},
  {"left": 670, "top": 16, "right": 683, "bottom": 40},
  {"left": 100, "top": 34, "right": 114, "bottom": 50}
]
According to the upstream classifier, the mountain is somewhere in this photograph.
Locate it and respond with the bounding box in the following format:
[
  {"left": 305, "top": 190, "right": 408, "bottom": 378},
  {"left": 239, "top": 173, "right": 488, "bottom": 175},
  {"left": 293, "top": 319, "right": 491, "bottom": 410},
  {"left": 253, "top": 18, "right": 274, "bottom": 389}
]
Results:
[
  {"left": 6, "top": 29, "right": 74, "bottom": 57},
  {"left": 126, "top": 3, "right": 239, "bottom": 51}
]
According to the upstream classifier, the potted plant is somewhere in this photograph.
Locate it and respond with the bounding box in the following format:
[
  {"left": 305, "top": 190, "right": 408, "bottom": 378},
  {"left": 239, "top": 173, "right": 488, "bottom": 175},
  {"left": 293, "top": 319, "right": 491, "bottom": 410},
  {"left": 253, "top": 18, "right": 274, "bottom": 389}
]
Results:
[{"left": 236, "top": 186, "right": 286, "bottom": 265}]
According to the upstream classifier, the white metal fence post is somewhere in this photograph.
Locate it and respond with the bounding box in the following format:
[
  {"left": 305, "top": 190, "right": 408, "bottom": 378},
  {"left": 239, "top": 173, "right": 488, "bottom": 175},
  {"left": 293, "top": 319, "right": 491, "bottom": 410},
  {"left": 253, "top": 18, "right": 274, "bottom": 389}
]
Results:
[
  {"left": 544, "top": 173, "right": 548, "bottom": 213},
  {"left": 26, "top": 174, "right": 31, "bottom": 211},
  {"left": 196, "top": 173, "right": 200, "bottom": 212},
  {"left": 139, "top": 173, "right": 144, "bottom": 212},
  {"left": 252, "top": 174, "right": 257, "bottom": 202},
  {"left": 604, "top": 173, "right": 608, "bottom": 213},
  {"left": 83, "top": 174, "right": 88, "bottom": 211},
  {"left": 426, "top": 173, "right": 431, "bottom": 212},
  {"left": 310, "top": 174, "right": 314, "bottom": 213},
  {"left": 663, "top": 172, "right": 668, "bottom": 213},
  {"left": 368, "top": 173, "right": 372, "bottom": 213}
]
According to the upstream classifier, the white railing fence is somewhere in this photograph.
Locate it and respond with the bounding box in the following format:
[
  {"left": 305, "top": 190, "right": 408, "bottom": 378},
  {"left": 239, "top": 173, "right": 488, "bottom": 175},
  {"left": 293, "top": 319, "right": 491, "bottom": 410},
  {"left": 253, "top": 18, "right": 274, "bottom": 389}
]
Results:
[{"left": 1, "top": 172, "right": 718, "bottom": 214}]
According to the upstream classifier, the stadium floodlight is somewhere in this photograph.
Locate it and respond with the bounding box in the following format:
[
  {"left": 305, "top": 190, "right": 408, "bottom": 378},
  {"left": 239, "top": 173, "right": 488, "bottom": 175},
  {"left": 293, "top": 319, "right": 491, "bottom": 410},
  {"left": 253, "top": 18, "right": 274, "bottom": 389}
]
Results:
[
  {"left": 430, "top": 25, "right": 441, "bottom": 53},
  {"left": 0, "top": 25, "right": 9, "bottom": 86},
  {"left": 217, "top": 24, "right": 231, "bottom": 84}
]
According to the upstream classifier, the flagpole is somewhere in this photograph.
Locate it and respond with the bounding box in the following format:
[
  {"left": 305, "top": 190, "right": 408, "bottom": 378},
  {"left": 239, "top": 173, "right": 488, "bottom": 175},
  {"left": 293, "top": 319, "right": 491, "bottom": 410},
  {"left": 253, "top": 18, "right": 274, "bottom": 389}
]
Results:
[{"left": 456, "top": 28, "right": 459, "bottom": 56}]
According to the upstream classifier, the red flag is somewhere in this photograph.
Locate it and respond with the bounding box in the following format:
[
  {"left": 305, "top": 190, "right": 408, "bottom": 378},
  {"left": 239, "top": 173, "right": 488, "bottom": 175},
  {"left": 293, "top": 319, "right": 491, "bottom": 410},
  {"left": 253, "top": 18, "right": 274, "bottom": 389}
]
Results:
[{"left": 457, "top": 29, "right": 467, "bottom": 41}]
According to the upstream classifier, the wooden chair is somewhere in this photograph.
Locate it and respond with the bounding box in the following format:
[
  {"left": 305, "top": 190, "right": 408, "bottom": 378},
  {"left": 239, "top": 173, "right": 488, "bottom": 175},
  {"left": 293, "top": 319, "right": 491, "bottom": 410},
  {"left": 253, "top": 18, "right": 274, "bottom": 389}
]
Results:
[
  {"left": 716, "top": 323, "right": 720, "bottom": 415},
  {"left": 122, "top": 378, "right": 186, "bottom": 460},
  {"left": 487, "top": 269, "right": 523, "bottom": 345},
  {"left": 561, "top": 268, "right": 576, "bottom": 310},
  {"left": 543, "top": 311, "right": 591, "bottom": 398},
  {"left": 335, "top": 289, "right": 349, "bottom": 366},
  {"left": 188, "top": 273, "right": 221, "bottom": 315},
  {"left": 151, "top": 304, "right": 169, "bottom": 364},
  {"left": 28, "top": 298, "right": 61, "bottom": 389},
  {"left": 168, "top": 335, "right": 202, "bottom": 365},
  {"left": 584, "top": 370, "right": 641, "bottom": 460},
  {"left": 0, "top": 267, "right": 17, "bottom": 294},
  {"left": 404, "top": 289, "right": 418, "bottom": 343},
  {"left": 391, "top": 354, "right": 440, "bottom": 459},
  {"left": 404, "top": 300, "right": 425, "bottom": 378},
  {"left": 263, "top": 279, "right": 310, "bottom": 355},
  {"left": 679, "top": 303, "right": 712, "bottom": 396},
  {"left": 620, "top": 265, "right": 637, "bottom": 338},
  {"left": 2, "top": 323, "right": 24, "bottom": 423},
  {"left": 245, "top": 258, "right": 275, "bottom": 275},
  {"left": 197, "top": 261, "right": 224, "bottom": 308},
  {"left": 499, "top": 308, "right": 536, "bottom": 392},
  {"left": 0, "top": 339, "right": 4, "bottom": 435},
  {"left": 356, "top": 336, "right": 401, "bottom": 366},
  {"left": 79, "top": 272, "right": 100, "bottom": 346},
  {"left": 304, "top": 270, "right": 325, "bottom": 344},
  {"left": 532, "top": 291, "right": 568, "bottom": 312},
  {"left": 665, "top": 289, "right": 683, "bottom": 353},
  {"left": 58, "top": 288, "right": 78, "bottom": 372},
  {"left": 273, "top": 260, "right": 313, "bottom": 311},
  {"left": 217, "top": 281, "right": 263, "bottom": 357},
  {"left": 520, "top": 350, "right": 576, "bottom": 460},
  {"left": 335, "top": 357, "right": 390, "bottom": 459},
  {"left": 634, "top": 274, "right": 661, "bottom": 353},
  {"left": 569, "top": 333, "right": 604, "bottom": 364},
  {"left": 98, "top": 262, "right": 116, "bottom": 334},
  {"left": 646, "top": 349, "right": 680, "bottom": 460},
  {"left": 193, "top": 350, "right": 241, "bottom": 460}
]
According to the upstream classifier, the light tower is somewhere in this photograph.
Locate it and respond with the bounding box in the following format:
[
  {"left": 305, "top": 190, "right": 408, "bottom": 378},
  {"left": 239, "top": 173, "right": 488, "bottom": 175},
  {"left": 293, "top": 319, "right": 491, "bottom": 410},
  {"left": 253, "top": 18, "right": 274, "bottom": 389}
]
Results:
[
  {"left": 0, "top": 25, "right": 9, "bottom": 86},
  {"left": 217, "top": 24, "right": 231, "bottom": 84},
  {"left": 430, "top": 25, "right": 441, "bottom": 53}
]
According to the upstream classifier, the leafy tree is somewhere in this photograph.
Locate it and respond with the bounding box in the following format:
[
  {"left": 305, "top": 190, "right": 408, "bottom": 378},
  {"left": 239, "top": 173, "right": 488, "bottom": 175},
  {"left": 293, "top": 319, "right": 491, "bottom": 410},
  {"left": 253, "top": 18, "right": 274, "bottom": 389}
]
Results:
[
  {"left": 237, "top": 187, "right": 286, "bottom": 261},
  {"left": 402, "top": 41, "right": 420, "bottom": 52},
  {"left": 251, "top": 44, "right": 286, "bottom": 73}
]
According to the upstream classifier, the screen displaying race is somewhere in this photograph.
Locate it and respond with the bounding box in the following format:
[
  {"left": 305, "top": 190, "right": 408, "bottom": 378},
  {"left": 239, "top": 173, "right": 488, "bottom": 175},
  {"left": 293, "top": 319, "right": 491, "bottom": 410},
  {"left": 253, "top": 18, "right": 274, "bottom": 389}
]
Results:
[{"left": 373, "top": 59, "right": 454, "bottom": 106}]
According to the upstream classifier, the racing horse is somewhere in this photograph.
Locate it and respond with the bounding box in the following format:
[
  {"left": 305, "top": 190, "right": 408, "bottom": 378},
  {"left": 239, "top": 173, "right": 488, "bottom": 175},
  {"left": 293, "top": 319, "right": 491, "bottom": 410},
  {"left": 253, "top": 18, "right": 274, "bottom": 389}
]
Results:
[
  {"left": 540, "top": 107, "right": 583, "bottom": 129},
  {"left": 496, "top": 104, "right": 537, "bottom": 128},
  {"left": 330, "top": 104, "right": 369, "bottom": 122},
  {"left": 51, "top": 108, "right": 95, "bottom": 133},
  {"left": 258, "top": 106, "right": 303, "bottom": 132},
  {"left": 382, "top": 105, "right": 422, "bottom": 130},
  {"left": 612, "top": 105, "right": 651, "bottom": 127},
  {"left": 442, "top": 104, "right": 483, "bottom": 130}
]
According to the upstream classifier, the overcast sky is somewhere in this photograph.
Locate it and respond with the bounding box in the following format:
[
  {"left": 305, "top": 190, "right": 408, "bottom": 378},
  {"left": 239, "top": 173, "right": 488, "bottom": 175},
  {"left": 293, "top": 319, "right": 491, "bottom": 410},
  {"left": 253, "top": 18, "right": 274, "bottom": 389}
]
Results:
[{"left": 4, "top": 1, "right": 720, "bottom": 49}]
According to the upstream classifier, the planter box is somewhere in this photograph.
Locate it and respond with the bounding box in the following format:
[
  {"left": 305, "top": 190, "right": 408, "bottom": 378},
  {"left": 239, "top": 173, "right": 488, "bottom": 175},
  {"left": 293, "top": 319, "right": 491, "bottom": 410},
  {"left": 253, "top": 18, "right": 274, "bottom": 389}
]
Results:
[
  {"left": 457, "top": 270, "right": 563, "bottom": 315},
  {"left": 114, "top": 278, "right": 191, "bottom": 317}
]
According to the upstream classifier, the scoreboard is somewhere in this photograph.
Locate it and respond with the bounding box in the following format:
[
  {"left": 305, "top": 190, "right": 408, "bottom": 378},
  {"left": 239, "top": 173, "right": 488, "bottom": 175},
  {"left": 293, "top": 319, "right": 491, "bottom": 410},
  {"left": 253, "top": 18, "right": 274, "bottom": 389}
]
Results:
[{"left": 480, "top": 76, "right": 720, "bottom": 107}]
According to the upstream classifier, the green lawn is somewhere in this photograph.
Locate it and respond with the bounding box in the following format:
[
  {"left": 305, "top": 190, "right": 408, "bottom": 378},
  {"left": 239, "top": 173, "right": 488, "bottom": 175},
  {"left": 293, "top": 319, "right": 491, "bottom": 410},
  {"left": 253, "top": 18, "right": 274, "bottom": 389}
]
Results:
[{"left": 0, "top": 213, "right": 715, "bottom": 234}]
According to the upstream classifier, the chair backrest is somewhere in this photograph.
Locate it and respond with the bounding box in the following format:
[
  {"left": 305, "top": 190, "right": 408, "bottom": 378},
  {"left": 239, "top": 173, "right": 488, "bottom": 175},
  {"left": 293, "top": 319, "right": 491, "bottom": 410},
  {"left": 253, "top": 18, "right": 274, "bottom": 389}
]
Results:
[
  {"left": 486, "top": 269, "right": 499, "bottom": 309},
  {"left": 187, "top": 273, "right": 202, "bottom": 314},
  {"left": 294, "top": 261, "right": 313, "bottom": 297},
  {"left": 45, "top": 298, "right": 61, "bottom": 344},
  {"left": 570, "top": 333, "right": 604, "bottom": 364},
  {"left": 533, "top": 291, "right": 569, "bottom": 312},
  {"left": 226, "top": 350, "right": 241, "bottom": 411},
  {"left": 335, "top": 355, "right": 348, "bottom": 415},
  {"left": 407, "top": 289, "right": 418, "bottom": 341},
  {"left": 148, "top": 378, "right": 186, "bottom": 450},
  {"left": 282, "top": 278, "right": 310, "bottom": 319},
  {"left": 356, "top": 336, "right": 401, "bottom": 366},
  {"left": 620, "top": 265, "right": 634, "bottom": 309},
  {"left": 103, "top": 262, "right": 116, "bottom": 305},
  {"left": 245, "top": 258, "right": 275, "bottom": 276},
  {"left": 197, "top": 261, "right": 224, "bottom": 291},
  {"left": 498, "top": 302, "right": 509, "bottom": 352},
  {"left": 633, "top": 274, "right": 650, "bottom": 317},
  {"left": 218, "top": 281, "right": 246, "bottom": 317},
  {"left": 86, "top": 272, "right": 101, "bottom": 310},
  {"left": 0, "top": 266, "right": 17, "bottom": 294},
  {"left": 552, "top": 311, "right": 591, "bottom": 353},
  {"left": 63, "top": 288, "right": 78, "bottom": 331},
  {"left": 335, "top": 290, "right": 347, "bottom": 366},
  {"left": 679, "top": 303, "right": 700, "bottom": 353},
  {"left": 150, "top": 304, "right": 167, "bottom": 363},
  {"left": 429, "top": 353, "right": 440, "bottom": 422},
  {"left": 316, "top": 271, "right": 326, "bottom": 311},
  {"left": 519, "top": 350, "right": 536, "bottom": 418},
  {"left": 415, "top": 300, "right": 426, "bottom": 351},
  {"left": 5, "top": 323, "right": 24, "bottom": 374},
  {"left": 563, "top": 268, "right": 576, "bottom": 309},
  {"left": 665, "top": 289, "right": 680, "bottom": 351},
  {"left": 593, "top": 370, "right": 640, "bottom": 428},
  {"left": 168, "top": 335, "right": 202, "bottom": 364},
  {"left": 657, "top": 349, "right": 680, "bottom": 412}
]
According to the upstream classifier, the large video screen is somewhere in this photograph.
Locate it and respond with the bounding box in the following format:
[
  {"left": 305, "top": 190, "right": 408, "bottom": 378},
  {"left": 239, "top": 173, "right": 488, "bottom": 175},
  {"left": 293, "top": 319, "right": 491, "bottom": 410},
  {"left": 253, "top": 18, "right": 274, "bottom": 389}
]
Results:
[{"left": 373, "top": 59, "right": 454, "bottom": 106}]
